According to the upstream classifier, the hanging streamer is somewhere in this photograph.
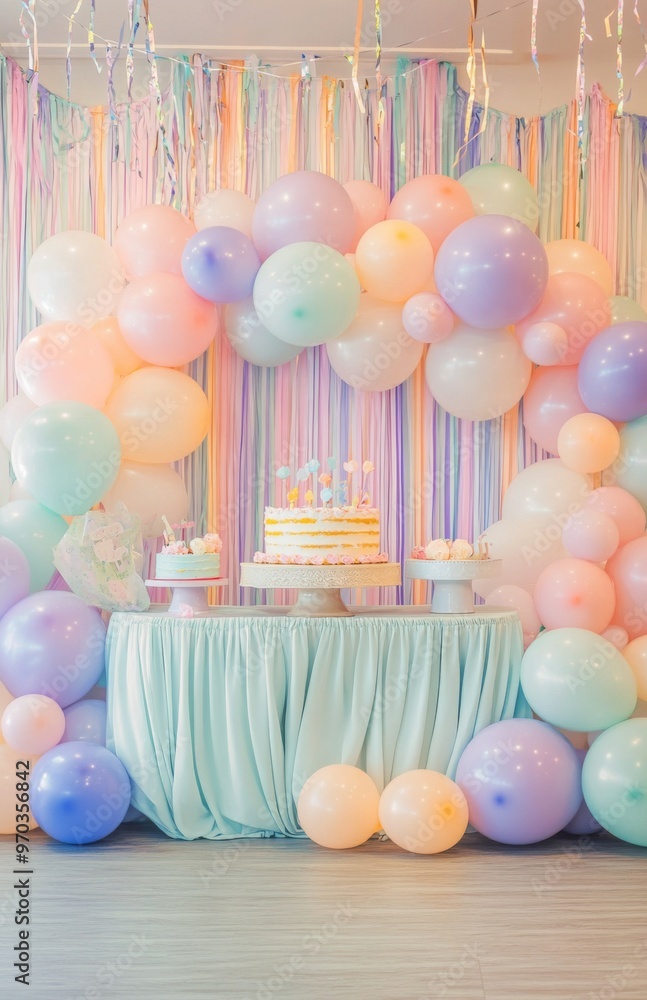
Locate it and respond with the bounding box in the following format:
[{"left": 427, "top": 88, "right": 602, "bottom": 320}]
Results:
[
  {"left": 89, "top": 0, "right": 101, "bottom": 74},
  {"left": 19, "top": 0, "right": 39, "bottom": 115},
  {"left": 574, "top": 1, "right": 591, "bottom": 152},
  {"left": 375, "top": 0, "right": 384, "bottom": 132},
  {"left": 347, "top": 0, "right": 366, "bottom": 115},
  {"left": 480, "top": 30, "right": 490, "bottom": 132},
  {"left": 127, "top": 0, "right": 141, "bottom": 100},
  {"left": 105, "top": 23, "right": 124, "bottom": 123},
  {"left": 143, "top": 0, "right": 177, "bottom": 201},
  {"left": 463, "top": 0, "right": 478, "bottom": 152},
  {"left": 66, "top": 0, "right": 85, "bottom": 100},
  {"left": 617, "top": 0, "right": 624, "bottom": 115},
  {"left": 531, "top": 0, "right": 540, "bottom": 78}
]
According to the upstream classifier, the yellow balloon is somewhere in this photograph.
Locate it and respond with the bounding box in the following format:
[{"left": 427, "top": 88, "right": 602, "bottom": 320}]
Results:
[
  {"left": 544, "top": 239, "right": 613, "bottom": 295},
  {"left": 0, "top": 744, "right": 39, "bottom": 834},
  {"left": 624, "top": 637, "right": 647, "bottom": 702},
  {"left": 298, "top": 765, "right": 380, "bottom": 849},
  {"left": 378, "top": 769, "right": 469, "bottom": 854},
  {"left": 355, "top": 220, "right": 434, "bottom": 303},
  {"left": 557, "top": 413, "right": 620, "bottom": 474},
  {"left": 92, "top": 316, "right": 144, "bottom": 377}
]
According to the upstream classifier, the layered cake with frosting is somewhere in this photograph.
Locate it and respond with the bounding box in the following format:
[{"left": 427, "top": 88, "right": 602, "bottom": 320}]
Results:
[
  {"left": 411, "top": 538, "right": 490, "bottom": 561},
  {"left": 156, "top": 517, "right": 223, "bottom": 580}
]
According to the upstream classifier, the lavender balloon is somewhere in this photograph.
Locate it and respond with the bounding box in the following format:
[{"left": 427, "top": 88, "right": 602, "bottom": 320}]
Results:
[
  {"left": 181, "top": 226, "right": 261, "bottom": 304},
  {"left": 62, "top": 698, "right": 107, "bottom": 745},
  {"left": 563, "top": 748, "right": 602, "bottom": 836},
  {"left": 456, "top": 719, "right": 582, "bottom": 845},
  {"left": 252, "top": 170, "right": 355, "bottom": 259},
  {"left": 0, "top": 537, "right": 30, "bottom": 618},
  {"left": 434, "top": 214, "right": 548, "bottom": 329},
  {"left": 578, "top": 321, "right": 647, "bottom": 422}
]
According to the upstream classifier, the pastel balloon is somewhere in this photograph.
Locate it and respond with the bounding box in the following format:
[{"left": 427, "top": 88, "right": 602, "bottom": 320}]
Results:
[
  {"left": 105, "top": 367, "right": 210, "bottom": 464},
  {"left": 520, "top": 628, "right": 637, "bottom": 731},
  {"left": 343, "top": 180, "right": 387, "bottom": 251},
  {"left": 378, "top": 770, "right": 468, "bottom": 854},
  {"left": 402, "top": 292, "right": 455, "bottom": 343},
  {"left": 522, "top": 365, "right": 587, "bottom": 455},
  {"left": 0, "top": 591, "right": 106, "bottom": 708},
  {"left": 297, "top": 764, "right": 380, "bottom": 849},
  {"left": 502, "top": 459, "right": 591, "bottom": 520},
  {"left": 223, "top": 297, "right": 302, "bottom": 367},
  {"left": 113, "top": 204, "right": 195, "bottom": 279},
  {"left": 12, "top": 402, "right": 121, "bottom": 517},
  {"left": 0, "top": 683, "right": 13, "bottom": 744},
  {"left": 117, "top": 273, "right": 218, "bottom": 367},
  {"left": 609, "top": 417, "right": 647, "bottom": 510},
  {"left": 194, "top": 189, "right": 256, "bottom": 238},
  {"left": 562, "top": 507, "right": 620, "bottom": 562},
  {"left": 434, "top": 215, "right": 548, "bottom": 329},
  {"left": 516, "top": 272, "right": 611, "bottom": 366},
  {"left": 533, "top": 558, "right": 616, "bottom": 632},
  {"left": 252, "top": 171, "right": 355, "bottom": 259},
  {"left": 15, "top": 322, "right": 115, "bottom": 408},
  {"left": 484, "top": 585, "right": 541, "bottom": 637},
  {"left": 563, "top": 748, "right": 603, "bottom": 835},
  {"left": 62, "top": 699, "right": 107, "bottom": 745},
  {"left": 101, "top": 461, "right": 188, "bottom": 539},
  {"left": 456, "top": 719, "right": 581, "bottom": 845},
  {"left": 622, "top": 635, "right": 647, "bottom": 701},
  {"left": 387, "top": 174, "right": 474, "bottom": 253},
  {"left": 31, "top": 742, "right": 130, "bottom": 844},
  {"left": 181, "top": 226, "right": 261, "bottom": 304},
  {"left": 606, "top": 535, "right": 647, "bottom": 640},
  {"left": 354, "top": 220, "right": 434, "bottom": 304},
  {"left": 0, "top": 500, "right": 67, "bottom": 592},
  {"left": 425, "top": 324, "right": 531, "bottom": 421},
  {"left": 0, "top": 537, "right": 30, "bottom": 619},
  {"left": 27, "top": 231, "right": 125, "bottom": 324},
  {"left": 473, "top": 516, "right": 567, "bottom": 598},
  {"left": 458, "top": 163, "right": 539, "bottom": 229},
  {"left": 0, "top": 744, "right": 39, "bottom": 834},
  {"left": 90, "top": 316, "right": 143, "bottom": 377},
  {"left": 252, "top": 242, "right": 360, "bottom": 347},
  {"left": 545, "top": 239, "right": 613, "bottom": 295},
  {"left": 582, "top": 718, "right": 647, "bottom": 846},
  {"left": 327, "top": 294, "right": 423, "bottom": 392},
  {"left": 1, "top": 694, "right": 65, "bottom": 755},
  {"left": 602, "top": 625, "right": 629, "bottom": 650},
  {"left": 557, "top": 413, "right": 620, "bottom": 474},
  {"left": 0, "top": 395, "right": 36, "bottom": 451},
  {"left": 517, "top": 321, "right": 569, "bottom": 366},
  {"left": 609, "top": 295, "right": 647, "bottom": 324},
  {"left": 585, "top": 485, "right": 646, "bottom": 546},
  {"left": 578, "top": 322, "right": 647, "bottom": 422}
]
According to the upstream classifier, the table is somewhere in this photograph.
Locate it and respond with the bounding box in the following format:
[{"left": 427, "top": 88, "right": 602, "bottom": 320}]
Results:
[{"left": 106, "top": 606, "right": 529, "bottom": 841}]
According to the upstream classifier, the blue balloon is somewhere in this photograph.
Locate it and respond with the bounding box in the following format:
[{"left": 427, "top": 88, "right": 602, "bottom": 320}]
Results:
[
  {"left": 62, "top": 699, "right": 107, "bottom": 745},
  {"left": 31, "top": 742, "right": 130, "bottom": 845},
  {"left": 582, "top": 718, "right": 647, "bottom": 846},
  {"left": 181, "top": 226, "right": 261, "bottom": 304}
]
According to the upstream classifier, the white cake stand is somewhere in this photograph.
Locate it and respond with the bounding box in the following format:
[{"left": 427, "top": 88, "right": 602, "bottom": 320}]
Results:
[
  {"left": 405, "top": 559, "right": 502, "bottom": 614},
  {"left": 240, "top": 562, "right": 401, "bottom": 617},
  {"left": 145, "top": 578, "right": 229, "bottom": 617}
]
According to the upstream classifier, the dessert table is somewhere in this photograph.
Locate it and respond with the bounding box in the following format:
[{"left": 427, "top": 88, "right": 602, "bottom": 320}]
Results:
[{"left": 106, "top": 605, "right": 529, "bottom": 841}]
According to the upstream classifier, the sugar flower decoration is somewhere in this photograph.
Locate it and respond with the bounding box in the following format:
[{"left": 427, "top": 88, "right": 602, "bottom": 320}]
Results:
[
  {"left": 343, "top": 459, "right": 359, "bottom": 474},
  {"left": 276, "top": 466, "right": 291, "bottom": 480},
  {"left": 306, "top": 459, "right": 320, "bottom": 473},
  {"left": 318, "top": 472, "right": 332, "bottom": 486},
  {"left": 320, "top": 488, "right": 333, "bottom": 503},
  {"left": 304, "top": 489, "right": 314, "bottom": 506},
  {"left": 296, "top": 467, "right": 309, "bottom": 482},
  {"left": 362, "top": 460, "right": 374, "bottom": 474},
  {"left": 326, "top": 456, "right": 337, "bottom": 470}
]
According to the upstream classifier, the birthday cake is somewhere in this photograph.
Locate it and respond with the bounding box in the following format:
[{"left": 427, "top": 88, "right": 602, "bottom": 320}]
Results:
[
  {"left": 411, "top": 538, "right": 490, "bottom": 561},
  {"left": 156, "top": 517, "right": 223, "bottom": 580}
]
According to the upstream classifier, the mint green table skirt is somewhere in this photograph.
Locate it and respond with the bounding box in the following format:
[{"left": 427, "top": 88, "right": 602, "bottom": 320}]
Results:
[{"left": 106, "top": 607, "right": 529, "bottom": 840}]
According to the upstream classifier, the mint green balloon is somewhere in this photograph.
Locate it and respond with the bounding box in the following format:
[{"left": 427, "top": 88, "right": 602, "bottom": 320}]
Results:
[
  {"left": 458, "top": 163, "right": 539, "bottom": 231},
  {"left": 0, "top": 499, "right": 67, "bottom": 591},
  {"left": 609, "top": 295, "right": 647, "bottom": 325},
  {"left": 252, "top": 241, "right": 360, "bottom": 347},
  {"left": 612, "top": 416, "right": 647, "bottom": 511},
  {"left": 582, "top": 718, "right": 647, "bottom": 846}
]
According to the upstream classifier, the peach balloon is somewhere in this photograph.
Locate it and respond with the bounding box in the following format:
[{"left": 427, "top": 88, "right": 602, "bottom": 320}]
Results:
[
  {"left": 1, "top": 695, "right": 65, "bottom": 755},
  {"left": 522, "top": 365, "right": 587, "bottom": 454},
  {"left": 0, "top": 682, "right": 13, "bottom": 745},
  {"left": 387, "top": 175, "right": 475, "bottom": 253},
  {"left": 355, "top": 220, "right": 434, "bottom": 303},
  {"left": 544, "top": 239, "right": 614, "bottom": 295},
  {"left": 606, "top": 535, "right": 647, "bottom": 639},
  {"left": 623, "top": 637, "right": 647, "bottom": 700},
  {"left": 343, "top": 180, "right": 387, "bottom": 251},
  {"left": 484, "top": 585, "right": 541, "bottom": 636},
  {"left": 91, "top": 316, "right": 143, "bottom": 377},
  {"left": 602, "top": 625, "right": 629, "bottom": 650},
  {"left": 102, "top": 461, "right": 188, "bottom": 538},
  {"left": 558, "top": 413, "right": 621, "bottom": 474},
  {"left": 114, "top": 204, "right": 196, "bottom": 279},
  {"left": 105, "top": 367, "right": 210, "bottom": 464},
  {"left": 516, "top": 272, "right": 611, "bottom": 365},
  {"left": 15, "top": 322, "right": 115, "bottom": 408},
  {"left": 562, "top": 508, "right": 620, "bottom": 562},
  {"left": 0, "top": 395, "right": 36, "bottom": 451},
  {"left": 194, "top": 189, "right": 256, "bottom": 238},
  {"left": 534, "top": 558, "right": 616, "bottom": 632},
  {"left": 378, "top": 770, "right": 469, "bottom": 854},
  {"left": 297, "top": 765, "right": 380, "bottom": 849},
  {"left": 585, "top": 487, "right": 647, "bottom": 546},
  {"left": 0, "top": 744, "right": 39, "bottom": 834}
]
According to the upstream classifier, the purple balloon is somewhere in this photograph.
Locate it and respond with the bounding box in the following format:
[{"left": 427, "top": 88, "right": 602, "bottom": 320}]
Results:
[
  {"left": 252, "top": 171, "right": 356, "bottom": 260},
  {"left": 456, "top": 719, "right": 582, "bottom": 845},
  {"left": 182, "top": 226, "right": 261, "bottom": 304},
  {"left": 434, "top": 214, "right": 549, "bottom": 329},
  {"left": 563, "top": 747, "right": 603, "bottom": 835},
  {"left": 0, "top": 537, "right": 30, "bottom": 618},
  {"left": 578, "top": 321, "right": 647, "bottom": 422},
  {"left": 62, "top": 698, "right": 107, "bottom": 745},
  {"left": 0, "top": 591, "right": 106, "bottom": 708}
]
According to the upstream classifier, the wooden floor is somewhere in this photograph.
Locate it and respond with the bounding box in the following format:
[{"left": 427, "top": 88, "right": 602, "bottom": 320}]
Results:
[{"left": 0, "top": 824, "right": 645, "bottom": 999}]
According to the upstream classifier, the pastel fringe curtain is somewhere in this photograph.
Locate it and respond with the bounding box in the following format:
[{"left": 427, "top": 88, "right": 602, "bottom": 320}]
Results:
[{"left": 1, "top": 55, "right": 645, "bottom": 604}]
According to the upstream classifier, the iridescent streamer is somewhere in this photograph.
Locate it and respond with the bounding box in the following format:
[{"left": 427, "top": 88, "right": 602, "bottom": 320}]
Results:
[
  {"left": 127, "top": 0, "right": 141, "bottom": 100},
  {"left": 575, "top": 1, "right": 590, "bottom": 150},
  {"left": 617, "top": 0, "right": 624, "bottom": 115},
  {"left": 463, "top": 0, "right": 478, "bottom": 152},
  {"left": 375, "top": 0, "right": 384, "bottom": 132},
  {"left": 348, "top": 0, "right": 366, "bottom": 115},
  {"left": 480, "top": 31, "right": 490, "bottom": 133},
  {"left": 531, "top": 0, "right": 540, "bottom": 77},
  {"left": 143, "top": 0, "right": 177, "bottom": 201},
  {"left": 105, "top": 23, "right": 124, "bottom": 123},
  {"left": 19, "top": 0, "right": 38, "bottom": 72},
  {"left": 89, "top": 0, "right": 101, "bottom": 74},
  {"left": 67, "top": 0, "right": 84, "bottom": 100}
]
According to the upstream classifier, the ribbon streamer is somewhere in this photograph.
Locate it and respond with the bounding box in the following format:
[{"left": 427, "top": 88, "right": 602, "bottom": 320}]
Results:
[
  {"left": 574, "top": 1, "right": 591, "bottom": 151},
  {"left": 347, "top": 0, "right": 366, "bottom": 115},
  {"left": 375, "top": 0, "right": 384, "bottom": 133},
  {"left": 463, "top": 0, "right": 478, "bottom": 152},
  {"left": 89, "top": 0, "right": 101, "bottom": 74},
  {"left": 616, "top": 0, "right": 624, "bottom": 115},
  {"left": 19, "top": 0, "right": 39, "bottom": 116},
  {"left": 531, "top": 0, "right": 540, "bottom": 77},
  {"left": 127, "top": 0, "right": 142, "bottom": 100},
  {"left": 67, "top": 0, "right": 84, "bottom": 100},
  {"left": 143, "top": 0, "right": 177, "bottom": 201}
]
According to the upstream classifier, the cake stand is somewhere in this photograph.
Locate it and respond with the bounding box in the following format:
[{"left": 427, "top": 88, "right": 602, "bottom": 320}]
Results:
[
  {"left": 239, "top": 562, "right": 401, "bottom": 617},
  {"left": 405, "top": 559, "right": 502, "bottom": 614},
  {"left": 144, "top": 578, "right": 229, "bottom": 617}
]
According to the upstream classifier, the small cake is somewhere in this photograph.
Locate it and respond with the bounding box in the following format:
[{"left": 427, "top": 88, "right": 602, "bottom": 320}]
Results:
[
  {"left": 156, "top": 517, "right": 222, "bottom": 580},
  {"left": 411, "top": 538, "right": 490, "bottom": 562}
]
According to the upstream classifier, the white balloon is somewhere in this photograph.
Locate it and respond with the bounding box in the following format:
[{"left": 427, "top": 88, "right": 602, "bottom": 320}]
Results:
[
  {"left": 474, "top": 516, "right": 567, "bottom": 598},
  {"left": 27, "top": 231, "right": 126, "bottom": 324},
  {"left": 101, "top": 462, "right": 188, "bottom": 539},
  {"left": 0, "top": 395, "right": 36, "bottom": 451},
  {"left": 0, "top": 445, "right": 10, "bottom": 506},
  {"left": 502, "top": 458, "right": 592, "bottom": 521},
  {"left": 194, "top": 190, "right": 256, "bottom": 239},
  {"left": 223, "top": 298, "right": 302, "bottom": 367}
]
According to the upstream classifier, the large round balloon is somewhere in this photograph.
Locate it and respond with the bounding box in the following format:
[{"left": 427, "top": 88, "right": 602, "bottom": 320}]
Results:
[
  {"left": 516, "top": 272, "right": 611, "bottom": 366},
  {"left": 0, "top": 395, "right": 36, "bottom": 451},
  {"left": 606, "top": 534, "right": 647, "bottom": 640},
  {"left": 355, "top": 221, "right": 434, "bottom": 303},
  {"left": 456, "top": 719, "right": 581, "bottom": 845},
  {"left": 1, "top": 694, "right": 65, "bottom": 756},
  {"left": 0, "top": 744, "right": 39, "bottom": 834},
  {"left": 327, "top": 294, "right": 423, "bottom": 392},
  {"left": 582, "top": 718, "right": 647, "bottom": 846},
  {"left": 521, "top": 627, "right": 637, "bottom": 730},
  {"left": 378, "top": 770, "right": 469, "bottom": 854},
  {"left": 0, "top": 537, "right": 30, "bottom": 619},
  {"left": 585, "top": 485, "right": 646, "bottom": 546},
  {"left": 181, "top": 226, "right": 261, "bottom": 304},
  {"left": 252, "top": 171, "right": 355, "bottom": 259},
  {"left": 223, "top": 297, "right": 302, "bottom": 367},
  {"left": 194, "top": 189, "right": 256, "bottom": 238},
  {"left": 15, "top": 322, "right": 115, "bottom": 408},
  {"left": 533, "top": 558, "right": 616, "bottom": 632},
  {"left": 578, "top": 321, "right": 647, "bottom": 422},
  {"left": 610, "top": 417, "right": 647, "bottom": 510},
  {"left": 557, "top": 413, "right": 620, "bottom": 474},
  {"left": 105, "top": 367, "right": 210, "bottom": 464},
  {"left": 434, "top": 215, "right": 548, "bottom": 329},
  {"left": 458, "top": 163, "right": 539, "bottom": 230},
  {"left": 483, "top": 584, "right": 541, "bottom": 643},
  {"left": 113, "top": 204, "right": 195, "bottom": 279},
  {"left": 473, "top": 515, "right": 567, "bottom": 598},
  {"left": 386, "top": 175, "right": 474, "bottom": 253},
  {"left": 31, "top": 742, "right": 131, "bottom": 844},
  {"left": 522, "top": 365, "right": 587, "bottom": 454},
  {"left": 343, "top": 180, "right": 387, "bottom": 251},
  {"left": 609, "top": 295, "right": 647, "bottom": 325},
  {"left": 502, "top": 458, "right": 591, "bottom": 520},
  {"left": 562, "top": 507, "right": 620, "bottom": 562},
  {"left": 517, "top": 320, "right": 569, "bottom": 366},
  {"left": 12, "top": 402, "right": 121, "bottom": 517},
  {"left": 297, "top": 764, "right": 379, "bottom": 849},
  {"left": 252, "top": 242, "right": 360, "bottom": 347},
  {"left": 117, "top": 273, "right": 218, "bottom": 367},
  {"left": 426, "top": 324, "right": 531, "bottom": 421},
  {"left": 62, "top": 699, "right": 107, "bottom": 745},
  {"left": 562, "top": 747, "right": 603, "bottom": 835},
  {"left": 27, "top": 231, "right": 125, "bottom": 323},
  {"left": 0, "top": 500, "right": 67, "bottom": 592},
  {"left": 0, "top": 591, "right": 106, "bottom": 708},
  {"left": 90, "top": 316, "right": 143, "bottom": 377},
  {"left": 544, "top": 238, "right": 613, "bottom": 294},
  {"left": 402, "top": 292, "right": 454, "bottom": 344},
  {"left": 101, "top": 461, "right": 188, "bottom": 539}
]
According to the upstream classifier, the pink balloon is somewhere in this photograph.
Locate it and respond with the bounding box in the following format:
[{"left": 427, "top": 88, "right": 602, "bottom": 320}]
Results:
[
  {"left": 387, "top": 175, "right": 475, "bottom": 253},
  {"left": 1, "top": 694, "right": 65, "bottom": 755},
  {"left": 114, "top": 204, "right": 196, "bottom": 279},
  {"left": 534, "top": 558, "right": 616, "bottom": 632},
  {"left": 602, "top": 625, "right": 629, "bottom": 650},
  {"left": 585, "top": 486, "right": 647, "bottom": 547},
  {"left": 252, "top": 171, "right": 355, "bottom": 259},
  {"left": 562, "top": 507, "right": 620, "bottom": 562},
  {"left": 606, "top": 534, "right": 647, "bottom": 639},
  {"left": 15, "top": 322, "right": 115, "bottom": 408},
  {"left": 402, "top": 292, "right": 454, "bottom": 343},
  {"left": 484, "top": 584, "right": 541, "bottom": 635},
  {"left": 522, "top": 365, "right": 588, "bottom": 454},
  {"left": 516, "top": 272, "right": 611, "bottom": 366},
  {"left": 117, "top": 274, "right": 219, "bottom": 367},
  {"left": 343, "top": 180, "right": 387, "bottom": 252},
  {"left": 517, "top": 321, "right": 569, "bottom": 366}
]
